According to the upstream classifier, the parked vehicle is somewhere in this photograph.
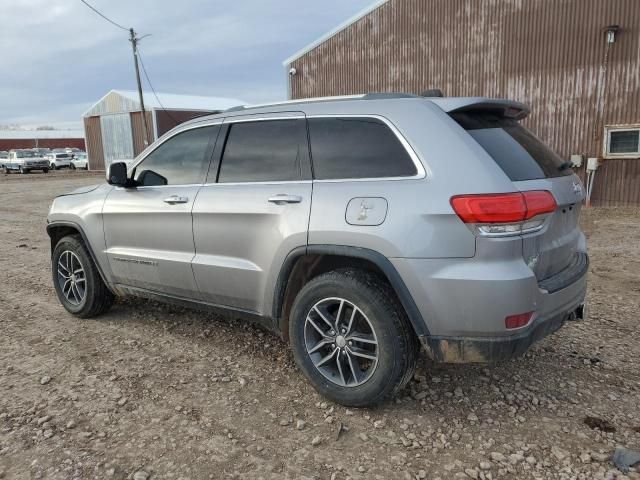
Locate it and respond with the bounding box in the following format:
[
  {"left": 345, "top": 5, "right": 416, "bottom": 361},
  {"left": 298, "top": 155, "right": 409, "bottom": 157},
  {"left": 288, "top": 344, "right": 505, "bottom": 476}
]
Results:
[
  {"left": 45, "top": 152, "right": 73, "bottom": 170},
  {"left": 47, "top": 94, "right": 588, "bottom": 406},
  {"left": 33, "top": 148, "right": 51, "bottom": 157},
  {"left": 70, "top": 152, "right": 88, "bottom": 170},
  {"left": 4, "top": 149, "right": 49, "bottom": 174},
  {"left": 0, "top": 151, "right": 8, "bottom": 166}
]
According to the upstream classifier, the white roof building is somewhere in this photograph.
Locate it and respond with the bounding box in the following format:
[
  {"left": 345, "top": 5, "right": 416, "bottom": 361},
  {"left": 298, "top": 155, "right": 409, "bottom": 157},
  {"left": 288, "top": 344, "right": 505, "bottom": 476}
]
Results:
[
  {"left": 83, "top": 89, "right": 245, "bottom": 170},
  {"left": 83, "top": 89, "right": 244, "bottom": 117}
]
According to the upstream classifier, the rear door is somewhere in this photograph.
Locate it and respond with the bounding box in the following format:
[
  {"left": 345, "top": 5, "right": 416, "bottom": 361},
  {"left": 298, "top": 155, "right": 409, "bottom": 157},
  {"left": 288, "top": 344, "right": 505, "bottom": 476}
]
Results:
[
  {"left": 191, "top": 113, "right": 312, "bottom": 313},
  {"left": 102, "top": 124, "right": 219, "bottom": 298},
  {"left": 451, "top": 111, "right": 585, "bottom": 280}
]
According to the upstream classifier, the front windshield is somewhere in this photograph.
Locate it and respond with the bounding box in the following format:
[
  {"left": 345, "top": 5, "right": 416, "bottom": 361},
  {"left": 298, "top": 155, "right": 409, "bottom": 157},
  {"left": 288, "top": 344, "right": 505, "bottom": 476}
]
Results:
[{"left": 16, "top": 151, "right": 37, "bottom": 158}]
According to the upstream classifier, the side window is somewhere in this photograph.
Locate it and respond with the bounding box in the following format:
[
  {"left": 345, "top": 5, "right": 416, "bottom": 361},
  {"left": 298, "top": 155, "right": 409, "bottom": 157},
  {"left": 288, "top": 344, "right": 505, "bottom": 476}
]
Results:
[
  {"left": 218, "top": 119, "right": 305, "bottom": 183},
  {"left": 308, "top": 117, "right": 417, "bottom": 180},
  {"left": 134, "top": 125, "right": 218, "bottom": 186}
]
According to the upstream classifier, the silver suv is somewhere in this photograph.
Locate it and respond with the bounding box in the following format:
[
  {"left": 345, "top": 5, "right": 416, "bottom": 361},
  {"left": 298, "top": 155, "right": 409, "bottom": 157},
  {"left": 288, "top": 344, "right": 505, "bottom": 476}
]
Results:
[{"left": 47, "top": 94, "right": 588, "bottom": 406}]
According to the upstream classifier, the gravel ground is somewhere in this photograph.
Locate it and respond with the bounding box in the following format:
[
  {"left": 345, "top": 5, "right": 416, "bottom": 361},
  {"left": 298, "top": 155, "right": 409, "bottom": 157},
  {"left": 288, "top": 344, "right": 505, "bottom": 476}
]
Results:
[{"left": 0, "top": 171, "right": 639, "bottom": 480}]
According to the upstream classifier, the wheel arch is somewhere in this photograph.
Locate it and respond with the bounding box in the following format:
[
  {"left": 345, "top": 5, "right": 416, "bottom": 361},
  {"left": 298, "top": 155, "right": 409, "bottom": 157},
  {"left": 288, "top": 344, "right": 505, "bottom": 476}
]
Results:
[
  {"left": 46, "top": 221, "right": 113, "bottom": 292},
  {"left": 273, "top": 245, "right": 430, "bottom": 342}
]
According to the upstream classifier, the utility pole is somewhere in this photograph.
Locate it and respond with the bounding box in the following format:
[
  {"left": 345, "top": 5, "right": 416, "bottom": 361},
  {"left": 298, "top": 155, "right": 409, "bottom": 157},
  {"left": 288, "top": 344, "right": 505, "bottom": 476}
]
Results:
[{"left": 129, "top": 28, "right": 150, "bottom": 147}]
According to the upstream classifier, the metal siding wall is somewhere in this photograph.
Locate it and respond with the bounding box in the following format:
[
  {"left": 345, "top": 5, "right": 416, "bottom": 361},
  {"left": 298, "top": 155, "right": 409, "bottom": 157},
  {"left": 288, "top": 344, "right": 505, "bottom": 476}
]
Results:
[
  {"left": 85, "top": 91, "right": 139, "bottom": 117},
  {"left": 154, "top": 110, "right": 216, "bottom": 137},
  {"left": 130, "top": 111, "right": 154, "bottom": 156},
  {"left": 290, "top": 0, "right": 640, "bottom": 206},
  {"left": 0, "top": 138, "right": 85, "bottom": 150},
  {"left": 84, "top": 116, "right": 105, "bottom": 171},
  {"left": 100, "top": 113, "right": 134, "bottom": 169}
]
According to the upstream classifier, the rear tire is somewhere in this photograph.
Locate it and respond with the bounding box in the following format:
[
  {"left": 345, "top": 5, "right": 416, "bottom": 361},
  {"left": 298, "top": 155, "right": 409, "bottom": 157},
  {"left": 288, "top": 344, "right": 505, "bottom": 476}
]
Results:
[
  {"left": 52, "top": 235, "right": 114, "bottom": 318},
  {"left": 3, "top": 166, "right": 9, "bottom": 174},
  {"left": 70, "top": 163, "right": 76, "bottom": 170},
  {"left": 289, "top": 269, "right": 419, "bottom": 407},
  {"left": 19, "top": 166, "right": 28, "bottom": 174},
  {"left": 43, "top": 168, "right": 49, "bottom": 174}
]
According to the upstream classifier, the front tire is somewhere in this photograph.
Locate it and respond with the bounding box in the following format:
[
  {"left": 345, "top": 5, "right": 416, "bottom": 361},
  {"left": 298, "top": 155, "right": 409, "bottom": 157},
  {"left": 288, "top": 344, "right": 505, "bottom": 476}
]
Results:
[
  {"left": 52, "top": 235, "right": 114, "bottom": 318},
  {"left": 289, "top": 269, "right": 419, "bottom": 407},
  {"left": 19, "top": 166, "right": 29, "bottom": 174},
  {"left": 70, "top": 163, "right": 76, "bottom": 170},
  {"left": 42, "top": 168, "right": 49, "bottom": 174}
]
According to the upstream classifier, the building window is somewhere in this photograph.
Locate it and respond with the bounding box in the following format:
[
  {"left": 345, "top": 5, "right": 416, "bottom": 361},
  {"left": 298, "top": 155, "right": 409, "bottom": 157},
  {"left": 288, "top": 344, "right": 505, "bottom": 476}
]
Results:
[{"left": 605, "top": 126, "right": 640, "bottom": 158}]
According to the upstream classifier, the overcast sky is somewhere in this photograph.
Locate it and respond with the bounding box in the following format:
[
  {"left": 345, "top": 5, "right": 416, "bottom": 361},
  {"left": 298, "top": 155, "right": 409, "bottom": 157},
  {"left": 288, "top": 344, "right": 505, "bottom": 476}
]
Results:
[{"left": 0, "top": 0, "right": 372, "bottom": 129}]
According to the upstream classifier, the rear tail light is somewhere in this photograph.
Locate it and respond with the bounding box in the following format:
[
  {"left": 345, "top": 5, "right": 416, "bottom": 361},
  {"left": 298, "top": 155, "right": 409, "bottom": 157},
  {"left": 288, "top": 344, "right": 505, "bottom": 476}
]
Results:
[
  {"left": 450, "top": 190, "right": 556, "bottom": 236},
  {"left": 505, "top": 311, "right": 534, "bottom": 329}
]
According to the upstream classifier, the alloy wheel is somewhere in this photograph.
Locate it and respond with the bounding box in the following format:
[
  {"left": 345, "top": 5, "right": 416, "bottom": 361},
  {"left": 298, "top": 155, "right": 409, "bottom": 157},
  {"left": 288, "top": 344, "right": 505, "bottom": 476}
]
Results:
[
  {"left": 304, "top": 297, "right": 379, "bottom": 387},
  {"left": 56, "top": 250, "right": 87, "bottom": 305}
]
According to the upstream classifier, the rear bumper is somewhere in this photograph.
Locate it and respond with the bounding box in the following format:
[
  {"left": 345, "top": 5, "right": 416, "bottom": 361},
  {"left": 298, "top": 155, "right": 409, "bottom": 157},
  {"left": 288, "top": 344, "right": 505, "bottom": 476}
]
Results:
[
  {"left": 391, "top": 250, "right": 588, "bottom": 363},
  {"left": 420, "top": 303, "right": 584, "bottom": 363}
]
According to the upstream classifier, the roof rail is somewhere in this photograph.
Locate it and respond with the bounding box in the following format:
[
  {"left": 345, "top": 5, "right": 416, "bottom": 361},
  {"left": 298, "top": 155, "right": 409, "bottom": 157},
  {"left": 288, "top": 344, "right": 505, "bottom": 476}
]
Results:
[
  {"left": 223, "top": 94, "right": 366, "bottom": 112},
  {"left": 221, "top": 92, "right": 427, "bottom": 113},
  {"left": 362, "top": 92, "right": 419, "bottom": 100}
]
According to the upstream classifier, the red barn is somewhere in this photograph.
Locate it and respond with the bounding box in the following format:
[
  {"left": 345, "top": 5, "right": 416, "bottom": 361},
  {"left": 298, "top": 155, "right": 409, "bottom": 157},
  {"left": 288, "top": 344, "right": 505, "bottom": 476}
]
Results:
[{"left": 0, "top": 130, "right": 85, "bottom": 152}]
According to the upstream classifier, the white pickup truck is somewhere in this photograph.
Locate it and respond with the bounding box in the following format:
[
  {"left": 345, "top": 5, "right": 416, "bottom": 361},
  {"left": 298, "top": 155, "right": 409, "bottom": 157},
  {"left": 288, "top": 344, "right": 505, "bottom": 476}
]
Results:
[{"left": 2, "top": 149, "right": 50, "bottom": 174}]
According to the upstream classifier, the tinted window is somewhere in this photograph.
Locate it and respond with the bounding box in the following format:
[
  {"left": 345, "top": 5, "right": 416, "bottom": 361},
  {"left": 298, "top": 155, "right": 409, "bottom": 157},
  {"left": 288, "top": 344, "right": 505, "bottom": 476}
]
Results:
[
  {"left": 134, "top": 126, "right": 218, "bottom": 186},
  {"left": 451, "top": 112, "right": 572, "bottom": 181},
  {"left": 218, "top": 119, "right": 304, "bottom": 183},
  {"left": 308, "top": 117, "right": 417, "bottom": 180}
]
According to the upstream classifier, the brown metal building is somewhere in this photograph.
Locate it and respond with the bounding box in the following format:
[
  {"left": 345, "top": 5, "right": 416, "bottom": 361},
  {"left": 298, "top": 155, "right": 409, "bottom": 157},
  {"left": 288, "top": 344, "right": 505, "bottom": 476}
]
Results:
[
  {"left": 82, "top": 90, "right": 244, "bottom": 170},
  {"left": 284, "top": 0, "right": 640, "bottom": 206}
]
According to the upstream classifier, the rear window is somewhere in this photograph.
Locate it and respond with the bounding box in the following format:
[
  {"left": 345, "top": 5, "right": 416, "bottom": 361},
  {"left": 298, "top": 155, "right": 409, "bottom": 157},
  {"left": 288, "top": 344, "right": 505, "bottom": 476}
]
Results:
[{"left": 451, "top": 112, "right": 572, "bottom": 181}]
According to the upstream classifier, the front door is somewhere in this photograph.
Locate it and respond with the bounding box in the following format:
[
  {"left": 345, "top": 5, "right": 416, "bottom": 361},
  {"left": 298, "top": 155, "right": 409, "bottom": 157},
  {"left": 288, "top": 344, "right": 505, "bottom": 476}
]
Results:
[
  {"left": 102, "top": 124, "right": 220, "bottom": 298},
  {"left": 192, "top": 114, "right": 312, "bottom": 314}
]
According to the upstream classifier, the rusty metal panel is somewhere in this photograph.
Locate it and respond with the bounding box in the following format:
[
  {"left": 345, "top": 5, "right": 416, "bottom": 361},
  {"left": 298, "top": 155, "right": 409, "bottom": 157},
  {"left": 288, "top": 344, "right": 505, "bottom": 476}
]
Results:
[
  {"left": 154, "top": 109, "right": 216, "bottom": 137},
  {"left": 131, "top": 111, "right": 154, "bottom": 156},
  {"left": 83, "top": 116, "right": 105, "bottom": 171},
  {"left": 288, "top": 0, "right": 640, "bottom": 205},
  {"left": 0, "top": 138, "right": 84, "bottom": 151}
]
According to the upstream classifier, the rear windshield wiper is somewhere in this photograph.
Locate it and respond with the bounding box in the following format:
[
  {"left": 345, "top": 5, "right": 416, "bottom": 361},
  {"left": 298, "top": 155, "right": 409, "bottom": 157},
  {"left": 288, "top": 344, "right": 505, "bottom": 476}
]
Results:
[{"left": 558, "top": 161, "right": 573, "bottom": 171}]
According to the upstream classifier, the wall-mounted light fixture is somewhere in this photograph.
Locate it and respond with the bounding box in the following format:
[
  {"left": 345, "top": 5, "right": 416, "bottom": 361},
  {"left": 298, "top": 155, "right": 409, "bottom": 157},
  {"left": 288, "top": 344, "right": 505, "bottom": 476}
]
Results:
[{"left": 605, "top": 25, "right": 619, "bottom": 44}]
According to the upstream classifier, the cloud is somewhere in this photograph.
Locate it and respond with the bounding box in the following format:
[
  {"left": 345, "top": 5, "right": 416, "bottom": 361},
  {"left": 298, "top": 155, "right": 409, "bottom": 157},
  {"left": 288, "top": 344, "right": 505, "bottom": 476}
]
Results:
[{"left": 0, "top": 0, "right": 373, "bottom": 129}]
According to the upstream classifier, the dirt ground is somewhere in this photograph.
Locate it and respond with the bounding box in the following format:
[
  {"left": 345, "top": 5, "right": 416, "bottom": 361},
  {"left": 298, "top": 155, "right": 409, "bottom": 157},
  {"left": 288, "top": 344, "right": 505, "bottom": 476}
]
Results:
[{"left": 0, "top": 170, "right": 639, "bottom": 480}]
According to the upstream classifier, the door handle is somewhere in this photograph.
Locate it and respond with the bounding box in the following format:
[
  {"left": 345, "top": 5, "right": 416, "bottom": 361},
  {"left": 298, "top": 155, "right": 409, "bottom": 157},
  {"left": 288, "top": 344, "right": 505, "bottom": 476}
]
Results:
[
  {"left": 163, "top": 195, "right": 189, "bottom": 204},
  {"left": 268, "top": 194, "right": 303, "bottom": 205}
]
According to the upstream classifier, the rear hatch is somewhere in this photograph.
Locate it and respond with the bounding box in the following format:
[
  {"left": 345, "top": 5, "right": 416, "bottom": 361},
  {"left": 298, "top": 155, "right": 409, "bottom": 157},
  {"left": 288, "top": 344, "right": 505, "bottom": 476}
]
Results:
[{"left": 450, "top": 109, "right": 585, "bottom": 281}]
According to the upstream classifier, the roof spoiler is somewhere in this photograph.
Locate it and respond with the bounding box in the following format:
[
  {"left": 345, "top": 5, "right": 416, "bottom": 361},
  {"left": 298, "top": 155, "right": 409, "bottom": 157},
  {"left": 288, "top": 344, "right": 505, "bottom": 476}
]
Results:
[{"left": 441, "top": 98, "right": 530, "bottom": 120}]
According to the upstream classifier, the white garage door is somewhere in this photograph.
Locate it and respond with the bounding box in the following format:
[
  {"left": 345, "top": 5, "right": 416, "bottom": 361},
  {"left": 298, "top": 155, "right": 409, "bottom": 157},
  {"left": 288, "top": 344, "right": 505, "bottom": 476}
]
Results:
[{"left": 100, "top": 113, "right": 134, "bottom": 169}]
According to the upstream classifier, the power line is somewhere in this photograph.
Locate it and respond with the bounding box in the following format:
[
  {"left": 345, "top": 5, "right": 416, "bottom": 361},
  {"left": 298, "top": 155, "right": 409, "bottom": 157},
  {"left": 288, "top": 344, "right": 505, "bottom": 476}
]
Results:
[
  {"left": 79, "top": 0, "right": 128, "bottom": 31},
  {"left": 136, "top": 48, "right": 180, "bottom": 125}
]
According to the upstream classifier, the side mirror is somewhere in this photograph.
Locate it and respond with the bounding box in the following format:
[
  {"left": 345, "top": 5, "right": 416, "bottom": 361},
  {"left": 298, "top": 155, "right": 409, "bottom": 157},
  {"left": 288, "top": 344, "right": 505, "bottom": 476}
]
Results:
[
  {"left": 107, "top": 162, "right": 130, "bottom": 187},
  {"left": 137, "top": 170, "right": 168, "bottom": 187}
]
